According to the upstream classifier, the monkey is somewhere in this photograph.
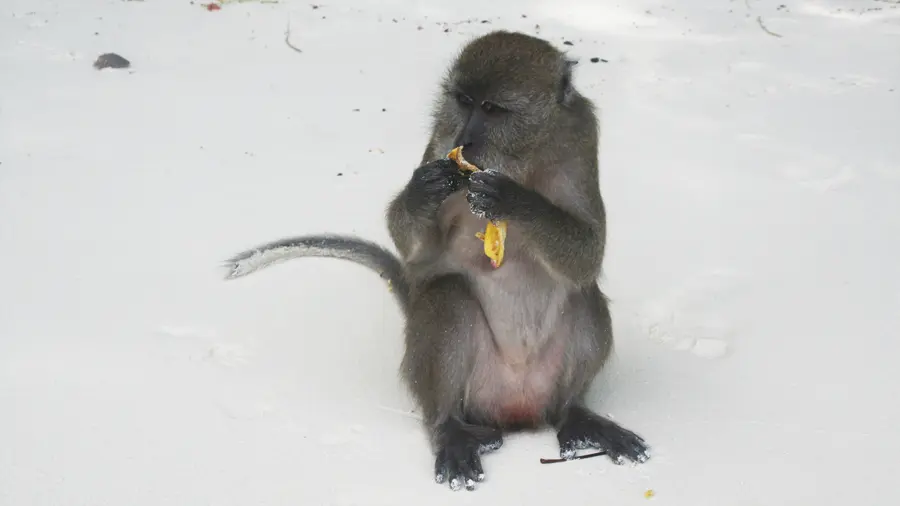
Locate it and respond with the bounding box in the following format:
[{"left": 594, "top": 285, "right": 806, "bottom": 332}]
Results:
[{"left": 224, "top": 30, "right": 650, "bottom": 491}]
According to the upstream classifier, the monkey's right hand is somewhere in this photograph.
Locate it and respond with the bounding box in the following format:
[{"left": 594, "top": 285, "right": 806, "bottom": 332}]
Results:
[
  {"left": 434, "top": 423, "right": 502, "bottom": 491},
  {"left": 404, "top": 159, "right": 466, "bottom": 216}
]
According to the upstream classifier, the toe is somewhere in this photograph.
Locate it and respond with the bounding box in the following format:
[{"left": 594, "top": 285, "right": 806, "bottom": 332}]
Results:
[
  {"left": 468, "top": 453, "right": 485, "bottom": 481},
  {"left": 559, "top": 440, "right": 578, "bottom": 460},
  {"left": 434, "top": 451, "right": 448, "bottom": 484},
  {"left": 630, "top": 440, "right": 651, "bottom": 463}
]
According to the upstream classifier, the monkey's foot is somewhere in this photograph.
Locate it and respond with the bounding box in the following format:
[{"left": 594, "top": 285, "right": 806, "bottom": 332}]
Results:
[
  {"left": 557, "top": 407, "right": 650, "bottom": 465},
  {"left": 434, "top": 421, "right": 503, "bottom": 491}
]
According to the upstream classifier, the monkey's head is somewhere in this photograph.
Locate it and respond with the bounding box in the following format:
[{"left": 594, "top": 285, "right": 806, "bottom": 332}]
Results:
[{"left": 430, "top": 30, "right": 594, "bottom": 175}]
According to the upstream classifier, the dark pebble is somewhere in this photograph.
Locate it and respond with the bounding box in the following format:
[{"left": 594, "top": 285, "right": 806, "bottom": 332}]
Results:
[
  {"left": 337, "top": 172, "right": 343, "bottom": 176},
  {"left": 563, "top": 41, "right": 574, "bottom": 46},
  {"left": 93, "top": 53, "right": 130, "bottom": 70},
  {"left": 590, "top": 57, "right": 608, "bottom": 63}
]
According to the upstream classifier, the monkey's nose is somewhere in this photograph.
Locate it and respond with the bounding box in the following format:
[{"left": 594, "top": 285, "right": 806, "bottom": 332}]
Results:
[{"left": 452, "top": 133, "right": 474, "bottom": 150}]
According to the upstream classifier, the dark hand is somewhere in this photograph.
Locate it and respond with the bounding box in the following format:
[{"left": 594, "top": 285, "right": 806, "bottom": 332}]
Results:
[
  {"left": 405, "top": 159, "right": 466, "bottom": 216},
  {"left": 466, "top": 169, "right": 531, "bottom": 221}
]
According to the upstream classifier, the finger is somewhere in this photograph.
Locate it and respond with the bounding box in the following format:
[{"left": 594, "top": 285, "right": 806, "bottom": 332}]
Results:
[
  {"left": 434, "top": 450, "right": 449, "bottom": 484},
  {"left": 559, "top": 439, "right": 578, "bottom": 460},
  {"left": 466, "top": 190, "right": 495, "bottom": 206},
  {"left": 432, "top": 158, "right": 457, "bottom": 169},
  {"left": 467, "top": 177, "right": 491, "bottom": 193},
  {"left": 457, "top": 458, "right": 478, "bottom": 490},
  {"left": 448, "top": 470, "right": 466, "bottom": 491},
  {"left": 441, "top": 454, "right": 462, "bottom": 491},
  {"left": 594, "top": 438, "right": 625, "bottom": 465},
  {"left": 468, "top": 175, "right": 500, "bottom": 194},
  {"left": 468, "top": 453, "right": 485, "bottom": 482},
  {"left": 468, "top": 200, "right": 496, "bottom": 218},
  {"left": 447, "top": 173, "right": 463, "bottom": 192}
]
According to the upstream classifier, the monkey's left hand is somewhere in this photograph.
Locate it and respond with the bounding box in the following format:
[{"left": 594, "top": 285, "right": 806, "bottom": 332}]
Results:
[{"left": 466, "top": 170, "right": 534, "bottom": 221}]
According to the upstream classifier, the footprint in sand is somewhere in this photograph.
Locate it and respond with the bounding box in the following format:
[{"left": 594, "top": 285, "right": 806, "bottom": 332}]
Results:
[
  {"left": 635, "top": 269, "right": 745, "bottom": 360},
  {"left": 156, "top": 324, "right": 251, "bottom": 367},
  {"left": 734, "top": 136, "right": 858, "bottom": 192}
]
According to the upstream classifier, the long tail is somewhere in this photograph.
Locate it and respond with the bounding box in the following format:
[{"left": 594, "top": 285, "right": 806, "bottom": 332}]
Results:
[{"left": 222, "top": 235, "right": 410, "bottom": 311}]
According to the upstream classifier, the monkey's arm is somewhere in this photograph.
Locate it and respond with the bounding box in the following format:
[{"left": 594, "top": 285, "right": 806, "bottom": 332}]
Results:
[
  {"left": 387, "top": 190, "right": 440, "bottom": 260},
  {"left": 386, "top": 159, "right": 465, "bottom": 260},
  {"left": 467, "top": 169, "right": 604, "bottom": 285}
]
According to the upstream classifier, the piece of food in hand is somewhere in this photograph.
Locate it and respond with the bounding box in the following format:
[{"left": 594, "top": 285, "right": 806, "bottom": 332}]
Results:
[
  {"left": 447, "top": 146, "right": 508, "bottom": 269},
  {"left": 447, "top": 146, "right": 479, "bottom": 174}
]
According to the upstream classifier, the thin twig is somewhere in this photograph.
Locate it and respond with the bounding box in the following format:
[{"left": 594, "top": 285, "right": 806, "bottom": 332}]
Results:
[
  {"left": 540, "top": 450, "right": 607, "bottom": 464},
  {"left": 756, "top": 16, "right": 783, "bottom": 37},
  {"left": 284, "top": 19, "right": 302, "bottom": 53}
]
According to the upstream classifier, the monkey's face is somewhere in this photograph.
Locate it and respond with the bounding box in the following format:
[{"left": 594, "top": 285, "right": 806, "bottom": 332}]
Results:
[{"left": 430, "top": 31, "right": 575, "bottom": 174}]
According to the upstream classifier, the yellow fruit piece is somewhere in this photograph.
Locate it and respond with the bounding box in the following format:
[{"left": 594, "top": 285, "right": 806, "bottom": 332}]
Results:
[
  {"left": 644, "top": 489, "right": 655, "bottom": 499},
  {"left": 475, "top": 220, "right": 507, "bottom": 269},
  {"left": 447, "top": 146, "right": 508, "bottom": 269},
  {"left": 447, "top": 146, "right": 479, "bottom": 173}
]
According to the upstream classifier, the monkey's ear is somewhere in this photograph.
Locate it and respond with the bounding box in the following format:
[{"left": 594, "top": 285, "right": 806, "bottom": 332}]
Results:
[{"left": 558, "top": 58, "right": 578, "bottom": 106}]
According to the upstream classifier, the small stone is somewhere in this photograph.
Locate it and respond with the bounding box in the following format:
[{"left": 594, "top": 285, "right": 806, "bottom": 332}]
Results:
[
  {"left": 93, "top": 53, "right": 130, "bottom": 70},
  {"left": 563, "top": 40, "right": 574, "bottom": 46}
]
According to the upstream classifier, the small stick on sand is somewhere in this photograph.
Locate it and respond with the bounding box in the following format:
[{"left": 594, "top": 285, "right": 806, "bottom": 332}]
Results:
[
  {"left": 540, "top": 450, "right": 607, "bottom": 464},
  {"left": 757, "top": 16, "right": 783, "bottom": 38},
  {"left": 284, "top": 19, "right": 303, "bottom": 53}
]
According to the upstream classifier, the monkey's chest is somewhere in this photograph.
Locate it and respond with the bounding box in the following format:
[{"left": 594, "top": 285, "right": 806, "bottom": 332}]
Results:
[{"left": 438, "top": 193, "right": 498, "bottom": 272}]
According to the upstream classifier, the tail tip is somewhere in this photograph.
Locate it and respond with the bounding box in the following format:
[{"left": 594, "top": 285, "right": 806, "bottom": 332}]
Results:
[{"left": 220, "top": 251, "right": 257, "bottom": 280}]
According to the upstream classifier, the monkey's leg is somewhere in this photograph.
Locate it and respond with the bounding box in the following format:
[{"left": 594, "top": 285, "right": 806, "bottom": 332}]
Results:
[
  {"left": 555, "top": 405, "right": 650, "bottom": 464},
  {"left": 551, "top": 286, "right": 650, "bottom": 465},
  {"left": 400, "top": 274, "right": 502, "bottom": 491}
]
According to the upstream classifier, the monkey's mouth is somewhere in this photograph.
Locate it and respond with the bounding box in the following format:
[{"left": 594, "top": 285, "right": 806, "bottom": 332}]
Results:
[{"left": 457, "top": 146, "right": 485, "bottom": 168}]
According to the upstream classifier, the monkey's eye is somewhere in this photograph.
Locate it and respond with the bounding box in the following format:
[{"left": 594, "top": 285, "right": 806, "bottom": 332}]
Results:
[
  {"left": 480, "top": 101, "right": 507, "bottom": 115},
  {"left": 455, "top": 92, "right": 474, "bottom": 106}
]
